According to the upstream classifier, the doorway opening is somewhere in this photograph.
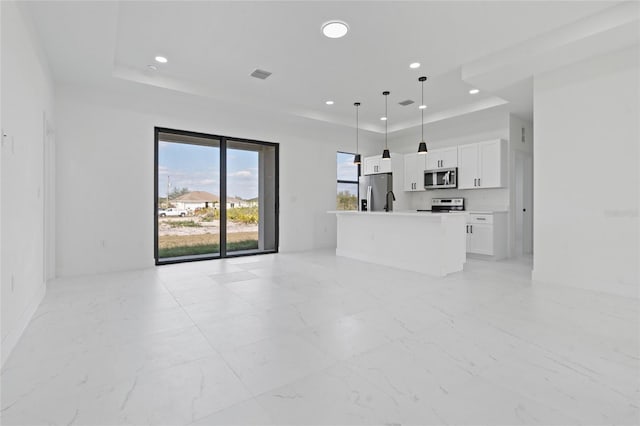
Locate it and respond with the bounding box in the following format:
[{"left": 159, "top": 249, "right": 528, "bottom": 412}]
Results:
[{"left": 515, "top": 150, "right": 533, "bottom": 257}]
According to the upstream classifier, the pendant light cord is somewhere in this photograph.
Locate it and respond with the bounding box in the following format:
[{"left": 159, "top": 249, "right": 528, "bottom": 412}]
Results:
[
  {"left": 421, "top": 79, "right": 424, "bottom": 142},
  {"left": 356, "top": 104, "right": 359, "bottom": 152},
  {"left": 384, "top": 92, "right": 388, "bottom": 149}
]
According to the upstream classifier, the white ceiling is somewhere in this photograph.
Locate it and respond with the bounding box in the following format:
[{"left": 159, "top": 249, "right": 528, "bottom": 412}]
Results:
[{"left": 25, "top": 1, "right": 628, "bottom": 133}]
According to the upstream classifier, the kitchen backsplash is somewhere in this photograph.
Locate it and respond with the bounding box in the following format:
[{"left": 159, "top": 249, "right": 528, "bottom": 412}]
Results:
[{"left": 408, "top": 188, "right": 510, "bottom": 212}]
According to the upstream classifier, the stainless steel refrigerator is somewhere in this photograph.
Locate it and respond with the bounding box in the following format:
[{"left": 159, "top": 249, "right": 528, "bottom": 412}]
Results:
[{"left": 359, "top": 173, "right": 394, "bottom": 212}]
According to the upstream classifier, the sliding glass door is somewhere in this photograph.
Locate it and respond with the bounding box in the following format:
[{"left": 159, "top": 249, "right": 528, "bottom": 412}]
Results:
[
  {"left": 225, "top": 140, "right": 277, "bottom": 255},
  {"left": 155, "top": 128, "right": 278, "bottom": 264}
]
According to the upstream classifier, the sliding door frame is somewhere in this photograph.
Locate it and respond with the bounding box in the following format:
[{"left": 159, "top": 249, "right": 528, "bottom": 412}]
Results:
[{"left": 154, "top": 127, "right": 279, "bottom": 265}]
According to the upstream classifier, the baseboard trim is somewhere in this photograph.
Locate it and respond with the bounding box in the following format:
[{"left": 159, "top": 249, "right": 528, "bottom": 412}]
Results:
[{"left": 1, "top": 281, "right": 46, "bottom": 367}]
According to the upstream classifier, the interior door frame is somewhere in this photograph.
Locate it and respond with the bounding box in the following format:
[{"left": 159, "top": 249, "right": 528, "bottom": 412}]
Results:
[{"left": 154, "top": 127, "right": 279, "bottom": 265}]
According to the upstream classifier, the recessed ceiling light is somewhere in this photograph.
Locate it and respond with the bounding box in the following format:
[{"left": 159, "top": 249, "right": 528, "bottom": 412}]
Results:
[
  {"left": 469, "top": 88, "right": 480, "bottom": 94},
  {"left": 155, "top": 56, "right": 168, "bottom": 63},
  {"left": 380, "top": 117, "right": 387, "bottom": 121},
  {"left": 322, "top": 20, "right": 349, "bottom": 38},
  {"left": 325, "top": 100, "right": 334, "bottom": 105},
  {"left": 419, "top": 104, "right": 427, "bottom": 109},
  {"left": 410, "top": 62, "right": 421, "bottom": 69}
]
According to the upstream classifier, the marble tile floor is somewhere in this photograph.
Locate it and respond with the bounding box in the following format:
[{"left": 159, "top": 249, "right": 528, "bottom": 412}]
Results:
[{"left": 1, "top": 250, "right": 638, "bottom": 425}]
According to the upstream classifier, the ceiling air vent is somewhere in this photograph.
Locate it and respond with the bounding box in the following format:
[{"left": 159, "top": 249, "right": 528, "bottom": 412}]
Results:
[
  {"left": 399, "top": 99, "right": 414, "bottom": 106},
  {"left": 250, "top": 69, "right": 272, "bottom": 80}
]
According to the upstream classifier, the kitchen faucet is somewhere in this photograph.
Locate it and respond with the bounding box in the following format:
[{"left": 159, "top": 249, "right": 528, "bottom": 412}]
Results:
[{"left": 384, "top": 190, "right": 396, "bottom": 212}]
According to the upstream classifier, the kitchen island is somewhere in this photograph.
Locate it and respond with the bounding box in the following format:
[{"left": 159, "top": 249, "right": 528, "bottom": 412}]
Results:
[{"left": 330, "top": 211, "right": 468, "bottom": 277}]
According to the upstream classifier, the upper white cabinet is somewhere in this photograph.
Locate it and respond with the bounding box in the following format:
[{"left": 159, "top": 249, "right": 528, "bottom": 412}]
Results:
[
  {"left": 458, "top": 139, "right": 506, "bottom": 189},
  {"left": 363, "top": 155, "right": 393, "bottom": 175},
  {"left": 426, "top": 147, "right": 457, "bottom": 170},
  {"left": 403, "top": 153, "right": 427, "bottom": 191}
]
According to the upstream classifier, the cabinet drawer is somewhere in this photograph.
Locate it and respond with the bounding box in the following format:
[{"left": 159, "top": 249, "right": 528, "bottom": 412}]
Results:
[{"left": 468, "top": 214, "right": 493, "bottom": 224}]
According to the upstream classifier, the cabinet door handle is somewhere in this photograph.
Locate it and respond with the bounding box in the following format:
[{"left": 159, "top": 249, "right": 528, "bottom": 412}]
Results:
[
  {"left": 478, "top": 178, "right": 480, "bottom": 187},
  {"left": 473, "top": 178, "right": 477, "bottom": 187},
  {"left": 466, "top": 225, "right": 469, "bottom": 233},
  {"left": 470, "top": 225, "right": 473, "bottom": 233}
]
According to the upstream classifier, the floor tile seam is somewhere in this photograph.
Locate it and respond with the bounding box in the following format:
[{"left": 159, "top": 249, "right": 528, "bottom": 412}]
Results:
[
  {"left": 0, "top": 352, "right": 219, "bottom": 417},
  {"left": 185, "top": 395, "right": 271, "bottom": 426},
  {"left": 461, "top": 308, "right": 640, "bottom": 363},
  {"left": 141, "top": 284, "right": 258, "bottom": 394},
  {"left": 236, "top": 356, "right": 346, "bottom": 403},
  {"left": 220, "top": 284, "right": 312, "bottom": 309},
  {"left": 22, "top": 303, "right": 200, "bottom": 331},
  {"left": 180, "top": 301, "right": 259, "bottom": 403},
  {"left": 476, "top": 362, "right": 640, "bottom": 417},
  {"left": 156, "top": 272, "right": 215, "bottom": 295},
  {"left": 458, "top": 311, "right": 634, "bottom": 382},
  {"left": 465, "top": 374, "right": 589, "bottom": 424},
  {"left": 328, "top": 360, "right": 451, "bottom": 423},
  {"left": 10, "top": 322, "right": 210, "bottom": 362},
  {"left": 1, "top": 321, "right": 208, "bottom": 374},
  {"left": 293, "top": 324, "right": 397, "bottom": 366}
]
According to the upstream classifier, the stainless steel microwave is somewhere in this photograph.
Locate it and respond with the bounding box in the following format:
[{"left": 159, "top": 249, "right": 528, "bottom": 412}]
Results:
[{"left": 424, "top": 167, "right": 458, "bottom": 189}]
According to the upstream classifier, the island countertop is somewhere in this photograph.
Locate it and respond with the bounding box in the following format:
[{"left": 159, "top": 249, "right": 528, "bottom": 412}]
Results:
[{"left": 328, "top": 210, "right": 469, "bottom": 217}]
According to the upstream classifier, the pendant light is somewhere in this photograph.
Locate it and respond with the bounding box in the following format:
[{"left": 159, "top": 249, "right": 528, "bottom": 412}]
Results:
[
  {"left": 417, "top": 76, "right": 428, "bottom": 154},
  {"left": 353, "top": 102, "right": 361, "bottom": 165},
  {"left": 382, "top": 91, "right": 391, "bottom": 159}
]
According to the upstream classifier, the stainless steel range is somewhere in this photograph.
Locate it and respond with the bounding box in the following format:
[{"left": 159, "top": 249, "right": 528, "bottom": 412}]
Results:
[{"left": 422, "top": 197, "right": 465, "bottom": 213}]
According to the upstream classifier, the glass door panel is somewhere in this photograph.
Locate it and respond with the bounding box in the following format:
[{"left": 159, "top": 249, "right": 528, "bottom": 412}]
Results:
[
  {"left": 226, "top": 140, "right": 277, "bottom": 255},
  {"left": 156, "top": 132, "right": 220, "bottom": 261}
]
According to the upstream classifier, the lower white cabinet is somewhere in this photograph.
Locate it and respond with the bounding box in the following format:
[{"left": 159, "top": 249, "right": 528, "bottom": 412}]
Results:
[{"left": 466, "top": 212, "right": 508, "bottom": 259}]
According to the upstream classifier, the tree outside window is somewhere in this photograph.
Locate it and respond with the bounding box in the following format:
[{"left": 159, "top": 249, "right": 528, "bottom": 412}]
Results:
[{"left": 337, "top": 152, "right": 359, "bottom": 210}]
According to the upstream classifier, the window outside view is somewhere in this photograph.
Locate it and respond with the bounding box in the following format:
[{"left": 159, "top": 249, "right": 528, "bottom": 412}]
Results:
[
  {"left": 337, "top": 152, "right": 359, "bottom": 210},
  {"left": 157, "top": 139, "right": 260, "bottom": 259}
]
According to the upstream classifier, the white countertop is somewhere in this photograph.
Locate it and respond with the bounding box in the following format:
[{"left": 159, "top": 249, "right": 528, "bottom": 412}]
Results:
[
  {"left": 328, "top": 210, "right": 469, "bottom": 217},
  {"left": 467, "top": 210, "right": 509, "bottom": 214}
]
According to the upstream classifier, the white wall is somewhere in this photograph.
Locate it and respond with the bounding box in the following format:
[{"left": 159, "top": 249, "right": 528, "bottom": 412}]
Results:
[
  {"left": 533, "top": 46, "right": 639, "bottom": 298},
  {"left": 55, "top": 82, "right": 381, "bottom": 277},
  {"left": 387, "top": 106, "right": 511, "bottom": 212},
  {"left": 1, "top": 1, "right": 55, "bottom": 366}
]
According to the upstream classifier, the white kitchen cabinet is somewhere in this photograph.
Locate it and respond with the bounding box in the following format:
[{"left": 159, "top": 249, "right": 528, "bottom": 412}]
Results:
[
  {"left": 363, "top": 155, "right": 392, "bottom": 175},
  {"left": 458, "top": 144, "right": 479, "bottom": 189},
  {"left": 403, "top": 153, "right": 427, "bottom": 191},
  {"left": 426, "top": 147, "right": 457, "bottom": 170},
  {"left": 466, "top": 212, "right": 508, "bottom": 259},
  {"left": 458, "top": 139, "right": 506, "bottom": 189}
]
